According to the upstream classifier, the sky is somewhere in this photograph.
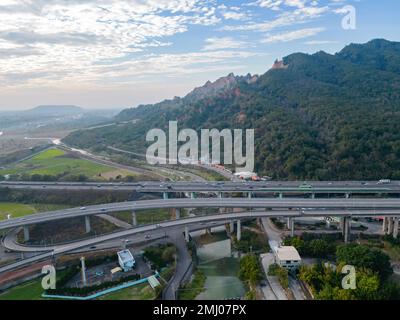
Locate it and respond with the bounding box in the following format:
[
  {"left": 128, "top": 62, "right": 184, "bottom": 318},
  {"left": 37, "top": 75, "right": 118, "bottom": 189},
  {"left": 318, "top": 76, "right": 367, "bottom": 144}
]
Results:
[{"left": 0, "top": 0, "right": 399, "bottom": 110}]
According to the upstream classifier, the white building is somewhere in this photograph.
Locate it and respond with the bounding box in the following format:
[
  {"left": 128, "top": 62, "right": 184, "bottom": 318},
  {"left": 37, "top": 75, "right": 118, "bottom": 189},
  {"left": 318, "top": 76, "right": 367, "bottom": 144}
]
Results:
[
  {"left": 117, "top": 249, "right": 136, "bottom": 272},
  {"left": 273, "top": 246, "right": 301, "bottom": 271}
]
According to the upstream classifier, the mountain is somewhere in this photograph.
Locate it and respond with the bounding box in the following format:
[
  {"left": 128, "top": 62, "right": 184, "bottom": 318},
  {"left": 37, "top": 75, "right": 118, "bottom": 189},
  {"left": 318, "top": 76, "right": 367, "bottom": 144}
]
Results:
[
  {"left": 64, "top": 39, "right": 400, "bottom": 180},
  {"left": 116, "top": 73, "right": 258, "bottom": 122},
  {"left": 25, "top": 105, "right": 84, "bottom": 117}
]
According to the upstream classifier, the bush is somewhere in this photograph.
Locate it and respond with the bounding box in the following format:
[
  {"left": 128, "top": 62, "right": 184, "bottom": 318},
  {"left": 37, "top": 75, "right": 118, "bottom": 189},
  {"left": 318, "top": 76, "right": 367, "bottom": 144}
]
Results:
[
  {"left": 336, "top": 244, "right": 393, "bottom": 280},
  {"left": 236, "top": 230, "right": 270, "bottom": 253},
  {"left": 268, "top": 263, "right": 289, "bottom": 289},
  {"left": 239, "top": 254, "right": 263, "bottom": 287},
  {"left": 144, "top": 244, "right": 176, "bottom": 270},
  {"left": 47, "top": 273, "right": 141, "bottom": 297}
]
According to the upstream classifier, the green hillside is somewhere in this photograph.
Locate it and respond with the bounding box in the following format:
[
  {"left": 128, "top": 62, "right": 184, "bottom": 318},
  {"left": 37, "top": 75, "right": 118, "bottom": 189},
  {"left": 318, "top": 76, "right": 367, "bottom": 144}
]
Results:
[{"left": 64, "top": 39, "right": 400, "bottom": 180}]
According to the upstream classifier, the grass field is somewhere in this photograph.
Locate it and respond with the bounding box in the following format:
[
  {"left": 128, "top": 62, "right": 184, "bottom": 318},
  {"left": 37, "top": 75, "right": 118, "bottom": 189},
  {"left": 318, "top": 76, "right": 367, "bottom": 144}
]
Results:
[
  {"left": 99, "top": 283, "right": 156, "bottom": 300},
  {"left": 0, "top": 202, "right": 70, "bottom": 221},
  {"left": 0, "top": 280, "right": 156, "bottom": 301},
  {"left": 0, "top": 148, "right": 133, "bottom": 180},
  {"left": 0, "top": 269, "right": 70, "bottom": 300},
  {"left": 0, "top": 280, "right": 44, "bottom": 300}
]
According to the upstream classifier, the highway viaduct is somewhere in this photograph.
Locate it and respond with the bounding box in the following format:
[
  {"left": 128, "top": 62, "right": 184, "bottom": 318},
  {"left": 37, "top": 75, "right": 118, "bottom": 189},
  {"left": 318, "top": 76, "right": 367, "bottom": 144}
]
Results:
[
  {"left": 0, "top": 181, "right": 399, "bottom": 272},
  {"left": 1, "top": 209, "right": 399, "bottom": 275},
  {"left": 0, "top": 197, "right": 400, "bottom": 242}
]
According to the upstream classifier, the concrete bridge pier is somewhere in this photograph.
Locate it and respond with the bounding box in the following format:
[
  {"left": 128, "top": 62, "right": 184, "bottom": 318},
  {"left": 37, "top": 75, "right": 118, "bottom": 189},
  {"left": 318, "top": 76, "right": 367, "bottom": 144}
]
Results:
[
  {"left": 340, "top": 217, "right": 345, "bottom": 235},
  {"left": 311, "top": 193, "right": 315, "bottom": 199},
  {"left": 382, "top": 217, "right": 388, "bottom": 233},
  {"left": 175, "top": 208, "right": 181, "bottom": 220},
  {"left": 230, "top": 221, "right": 235, "bottom": 234},
  {"left": 23, "top": 226, "right": 30, "bottom": 242},
  {"left": 132, "top": 210, "right": 137, "bottom": 227},
  {"left": 218, "top": 192, "right": 223, "bottom": 199},
  {"left": 85, "top": 216, "right": 91, "bottom": 233},
  {"left": 163, "top": 192, "right": 169, "bottom": 200},
  {"left": 190, "top": 192, "right": 196, "bottom": 199},
  {"left": 279, "top": 193, "right": 283, "bottom": 199},
  {"left": 237, "top": 220, "right": 241, "bottom": 241},
  {"left": 345, "top": 193, "right": 350, "bottom": 199},
  {"left": 248, "top": 192, "right": 252, "bottom": 199},
  {"left": 343, "top": 217, "right": 350, "bottom": 244},
  {"left": 393, "top": 217, "right": 399, "bottom": 239},
  {"left": 288, "top": 218, "right": 295, "bottom": 237},
  {"left": 387, "top": 217, "right": 394, "bottom": 235},
  {"left": 184, "top": 226, "right": 190, "bottom": 242}
]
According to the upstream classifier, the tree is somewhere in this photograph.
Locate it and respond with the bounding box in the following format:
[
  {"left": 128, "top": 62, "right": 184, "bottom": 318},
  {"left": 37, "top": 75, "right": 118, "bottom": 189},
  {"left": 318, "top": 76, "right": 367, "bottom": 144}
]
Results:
[
  {"left": 336, "top": 244, "right": 392, "bottom": 280},
  {"left": 239, "top": 254, "right": 263, "bottom": 287}
]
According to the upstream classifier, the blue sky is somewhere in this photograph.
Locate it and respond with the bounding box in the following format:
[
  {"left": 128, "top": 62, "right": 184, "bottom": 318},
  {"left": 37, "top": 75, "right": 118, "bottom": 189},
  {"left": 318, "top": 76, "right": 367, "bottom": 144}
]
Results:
[{"left": 0, "top": 0, "right": 399, "bottom": 110}]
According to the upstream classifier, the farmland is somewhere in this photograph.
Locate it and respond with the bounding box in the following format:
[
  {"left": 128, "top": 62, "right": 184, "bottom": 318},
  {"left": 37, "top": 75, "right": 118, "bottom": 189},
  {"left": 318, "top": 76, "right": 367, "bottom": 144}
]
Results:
[{"left": 0, "top": 148, "right": 135, "bottom": 181}]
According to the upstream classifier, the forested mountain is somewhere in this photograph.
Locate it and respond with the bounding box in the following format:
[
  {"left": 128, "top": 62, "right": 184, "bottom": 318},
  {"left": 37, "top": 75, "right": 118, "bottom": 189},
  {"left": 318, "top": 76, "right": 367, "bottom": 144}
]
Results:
[{"left": 64, "top": 39, "right": 400, "bottom": 180}]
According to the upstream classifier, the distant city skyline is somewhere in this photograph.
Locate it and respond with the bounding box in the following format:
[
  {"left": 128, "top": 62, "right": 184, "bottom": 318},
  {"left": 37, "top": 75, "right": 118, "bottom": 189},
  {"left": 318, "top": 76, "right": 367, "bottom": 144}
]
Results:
[{"left": 0, "top": 0, "right": 399, "bottom": 110}]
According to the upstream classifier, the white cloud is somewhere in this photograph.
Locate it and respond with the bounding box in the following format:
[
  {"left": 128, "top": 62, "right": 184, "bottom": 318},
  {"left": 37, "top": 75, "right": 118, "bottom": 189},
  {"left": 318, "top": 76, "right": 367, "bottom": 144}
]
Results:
[
  {"left": 304, "top": 39, "right": 338, "bottom": 44},
  {"left": 262, "top": 27, "right": 325, "bottom": 43},
  {"left": 0, "top": 0, "right": 222, "bottom": 87},
  {"left": 202, "top": 37, "right": 247, "bottom": 51},
  {"left": 221, "top": 5, "right": 329, "bottom": 32}
]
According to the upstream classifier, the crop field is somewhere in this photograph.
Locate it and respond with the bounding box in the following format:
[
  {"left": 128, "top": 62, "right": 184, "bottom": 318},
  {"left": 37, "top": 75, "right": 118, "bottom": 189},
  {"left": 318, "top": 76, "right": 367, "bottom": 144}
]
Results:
[
  {"left": 0, "top": 202, "right": 70, "bottom": 221},
  {"left": 0, "top": 148, "right": 131, "bottom": 180}
]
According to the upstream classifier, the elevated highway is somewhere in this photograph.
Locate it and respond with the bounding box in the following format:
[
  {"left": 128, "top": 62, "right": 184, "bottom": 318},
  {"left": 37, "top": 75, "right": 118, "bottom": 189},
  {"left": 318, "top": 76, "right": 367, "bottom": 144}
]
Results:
[
  {"left": 1, "top": 209, "right": 399, "bottom": 275},
  {"left": 1, "top": 198, "right": 400, "bottom": 231},
  {"left": 1, "top": 181, "right": 399, "bottom": 195}
]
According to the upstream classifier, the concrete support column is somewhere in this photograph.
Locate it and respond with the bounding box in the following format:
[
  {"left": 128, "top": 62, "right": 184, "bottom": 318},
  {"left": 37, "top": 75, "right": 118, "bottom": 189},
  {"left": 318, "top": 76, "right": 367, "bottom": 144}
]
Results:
[
  {"left": 382, "top": 217, "right": 388, "bottom": 233},
  {"left": 218, "top": 192, "right": 223, "bottom": 199},
  {"left": 190, "top": 192, "right": 196, "bottom": 199},
  {"left": 230, "top": 221, "right": 235, "bottom": 234},
  {"left": 279, "top": 193, "right": 283, "bottom": 199},
  {"left": 175, "top": 208, "right": 181, "bottom": 220},
  {"left": 163, "top": 192, "right": 169, "bottom": 200},
  {"left": 132, "top": 210, "right": 137, "bottom": 227},
  {"left": 237, "top": 220, "right": 241, "bottom": 241},
  {"left": 345, "top": 193, "right": 350, "bottom": 199},
  {"left": 248, "top": 192, "right": 252, "bottom": 199},
  {"left": 388, "top": 217, "right": 394, "bottom": 235},
  {"left": 289, "top": 218, "right": 295, "bottom": 237},
  {"left": 393, "top": 217, "right": 399, "bottom": 239},
  {"left": 184, "top": 226, "right": 190, "bottom": 242},
  {"left": 344, "top": 217, "right": 350, "bottom": 244},
  {"left": 311, "top": 193, "right": 315, "bottom": 199},
  {"left": 23, "top": 226, "right": 30, "bottom": 242},
  {"left": 85, "top": 216, "right": 91, "bottom": 234},
  {"left": 340, "top": 217, "right": 345, "bottom": 235}
]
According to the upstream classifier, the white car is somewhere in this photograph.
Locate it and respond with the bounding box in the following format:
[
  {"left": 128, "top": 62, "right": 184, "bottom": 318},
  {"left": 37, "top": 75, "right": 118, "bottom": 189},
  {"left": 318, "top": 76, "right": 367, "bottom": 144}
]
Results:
[{"left": 80, "top": 207, "right": 87, "bottom": 210}]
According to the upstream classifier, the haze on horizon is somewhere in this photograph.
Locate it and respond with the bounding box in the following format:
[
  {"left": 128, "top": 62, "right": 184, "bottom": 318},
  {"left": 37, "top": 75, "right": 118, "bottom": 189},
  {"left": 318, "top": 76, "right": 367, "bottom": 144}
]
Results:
[{"left": 0, "top": 0, "right": 398, "bottom": 111}]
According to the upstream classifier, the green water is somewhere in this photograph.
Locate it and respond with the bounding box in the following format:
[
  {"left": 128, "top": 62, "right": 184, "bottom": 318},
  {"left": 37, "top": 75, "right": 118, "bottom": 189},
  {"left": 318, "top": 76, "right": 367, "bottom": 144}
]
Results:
[{"left": 195, "top": 242, "right": 245, "bottom": 300}]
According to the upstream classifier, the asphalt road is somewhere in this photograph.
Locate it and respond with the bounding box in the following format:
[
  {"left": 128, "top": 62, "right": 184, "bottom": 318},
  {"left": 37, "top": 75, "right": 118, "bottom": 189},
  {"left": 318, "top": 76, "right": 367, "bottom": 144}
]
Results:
[{"left": 1, "top": 180, "right": 399, "bottom": 193}]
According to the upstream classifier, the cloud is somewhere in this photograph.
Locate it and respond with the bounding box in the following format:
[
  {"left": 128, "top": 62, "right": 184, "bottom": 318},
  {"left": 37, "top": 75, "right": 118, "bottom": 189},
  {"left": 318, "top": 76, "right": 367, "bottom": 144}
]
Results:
[
  {"left": 262, "top": 27, "right": 325, "bottom": 43},
  {"left": 304, "top": 39, "right": 338, "bottom": 44},
  {"left": 202, "top": 37, "right": 247, "bottom": 51},
  {"left": 0, "top": 0, "right": 223, "bottom": 87},
  {"left": 221, "top": 5, "right": 329, "bottom": 32}
]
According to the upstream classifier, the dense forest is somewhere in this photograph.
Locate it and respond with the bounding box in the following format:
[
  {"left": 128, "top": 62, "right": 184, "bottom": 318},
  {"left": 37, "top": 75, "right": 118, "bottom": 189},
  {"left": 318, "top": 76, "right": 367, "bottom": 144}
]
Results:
[{"left": 64, "top": 39, "right": 400, "bottom": 180}]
